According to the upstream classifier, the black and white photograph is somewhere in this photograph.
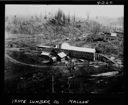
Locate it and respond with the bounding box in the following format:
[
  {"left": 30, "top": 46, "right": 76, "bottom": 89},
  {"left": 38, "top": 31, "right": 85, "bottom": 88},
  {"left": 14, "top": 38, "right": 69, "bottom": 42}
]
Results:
[{"left": 5, "top": 5, "right": 124, "bottom": 95}]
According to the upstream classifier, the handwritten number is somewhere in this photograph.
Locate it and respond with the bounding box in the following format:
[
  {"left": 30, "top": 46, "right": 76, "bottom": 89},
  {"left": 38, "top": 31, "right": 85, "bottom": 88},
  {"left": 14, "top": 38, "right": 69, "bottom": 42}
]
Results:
[{"left": 97, "top": 1, "right": 113, "bottom": 5}]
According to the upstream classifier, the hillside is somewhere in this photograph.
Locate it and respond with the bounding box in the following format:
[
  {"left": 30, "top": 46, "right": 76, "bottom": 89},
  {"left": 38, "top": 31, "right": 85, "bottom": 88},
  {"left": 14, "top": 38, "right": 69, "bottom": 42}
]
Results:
[
  {"left": 92, "top": 17, "right": 123, "bottom": 29},
  {"left": 5, "top": 10, "right": 123, "bottom": 59}
]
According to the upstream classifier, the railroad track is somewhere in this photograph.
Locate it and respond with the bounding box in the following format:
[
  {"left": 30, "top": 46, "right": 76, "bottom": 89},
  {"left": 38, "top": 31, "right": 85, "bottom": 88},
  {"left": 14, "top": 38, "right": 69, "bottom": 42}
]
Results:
[{"left": 5, "top": 54, "right": 51, "bottom": 68}]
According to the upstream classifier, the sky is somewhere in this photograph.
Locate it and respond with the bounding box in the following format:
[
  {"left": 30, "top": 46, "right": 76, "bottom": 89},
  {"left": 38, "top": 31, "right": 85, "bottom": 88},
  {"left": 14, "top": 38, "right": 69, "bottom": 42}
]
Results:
[{"left": 5, "top": 5, "right": 124, "bottom": 19}]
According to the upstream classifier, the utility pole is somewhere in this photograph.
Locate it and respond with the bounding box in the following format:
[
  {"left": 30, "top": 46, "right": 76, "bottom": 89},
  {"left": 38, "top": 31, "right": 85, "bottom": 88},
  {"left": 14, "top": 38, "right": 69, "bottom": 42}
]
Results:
[
  {"left": 50, "top": 65, "right": 55, "bottom": 93},
  {"left": 68, "top": 76, "right": 73, "bottom": 93},
  {"left": 52, "top": 75, "right": 55, "bottom": 93}
]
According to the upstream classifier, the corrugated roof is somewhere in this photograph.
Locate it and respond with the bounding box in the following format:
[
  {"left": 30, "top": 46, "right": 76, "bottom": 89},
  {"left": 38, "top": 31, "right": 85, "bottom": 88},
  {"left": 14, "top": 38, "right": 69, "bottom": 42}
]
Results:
[{"left": 61, "top": 43, "right": 95, "bottom": 53}]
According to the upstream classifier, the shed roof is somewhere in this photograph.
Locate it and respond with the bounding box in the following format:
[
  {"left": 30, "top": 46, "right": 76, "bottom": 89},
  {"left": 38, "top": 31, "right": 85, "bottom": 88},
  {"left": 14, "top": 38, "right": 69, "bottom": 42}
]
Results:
[
  {"left": 58, "top": 52, "right": 67, "bottom": 58},
  {"left": 41, "top": 51, "right": 50, "bottom": 56}
]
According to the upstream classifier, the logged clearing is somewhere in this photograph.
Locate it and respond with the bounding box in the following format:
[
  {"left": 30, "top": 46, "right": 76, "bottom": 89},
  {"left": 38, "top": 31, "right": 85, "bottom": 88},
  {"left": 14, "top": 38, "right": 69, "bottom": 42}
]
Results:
[{"left": 4, "top": 10, "right": 124, "bottom": 94}]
